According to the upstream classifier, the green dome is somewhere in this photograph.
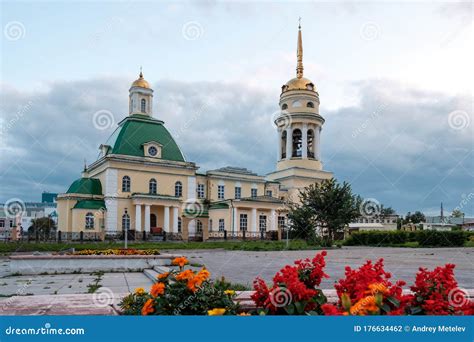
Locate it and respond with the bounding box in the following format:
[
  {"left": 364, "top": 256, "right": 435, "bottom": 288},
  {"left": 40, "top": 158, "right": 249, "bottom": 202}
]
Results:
[
  {"left": 66, "top": 178, "right": 103, "bottom": 195},
  {"left": 104, "top": 114, "right": 185, "bottom": 162}
]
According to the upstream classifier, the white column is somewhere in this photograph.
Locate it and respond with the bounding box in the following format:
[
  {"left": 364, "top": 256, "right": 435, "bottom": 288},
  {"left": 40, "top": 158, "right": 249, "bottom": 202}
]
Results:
[
  {"left": 135, "top": 204, "right": 142, "bottom": 231},
  {"left": 233, "top": 207, "right": 238, "bottom": 233},
  {"left": 315, "top": 126, "right": 321, "bottom": 160},
  {"left": 251, "top": 208, "right": 257, "bottom": 232},
  {"left": 302, "top": 123, "right": 308, "bottom": 159},
  {"left": 164, "top": 206, "right": 170, "bottom": 233},
  {"left": 285, "top": 127, "right": 292, "bottom": 159},
  {"left": 172, "top": 207, "right": 178, "bottom": 233},
  {"left": 271, "top": 209, "right": 277, "bottom": 231},
  {"left": 144, "top": 205, "right": 150, "bottom": 232}
]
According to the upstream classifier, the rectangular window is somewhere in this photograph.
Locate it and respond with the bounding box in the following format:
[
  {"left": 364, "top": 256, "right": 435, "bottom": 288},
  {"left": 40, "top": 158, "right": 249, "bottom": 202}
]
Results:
[
  {"left": 0, "top": 221, "right": 4, "bottom": 228},
  {"left": 240, "top": 214, "right": 248, "bottom": 231},
  {"left": 218, "top": 219, "right": 225, "bottom": 232},
  {"left": 209, "top": 219, "right": 213, "bottom": 232},
  {"left": 278, "top": 216, "right": 286, "bottom": 229},
  {"left": 251, "top": 188, "right": 257, "bottom": 198},
  {"left": 266, "top": 190, "right": 272, "bottom": 197},
  {"left": 197, "top": 184, "right": 205, "bottom": 199},
  {"left": 218, "top": 185, "right": 225, "bottom": 199},
  {"left": 235, "top": 187, "right": 241, "bottom": 199},
  {"left": 259, "top": 215, "right": 267, "bottom": 232},
  {"left": 9, "top": 220, "right": 14, "bottom": 228}
]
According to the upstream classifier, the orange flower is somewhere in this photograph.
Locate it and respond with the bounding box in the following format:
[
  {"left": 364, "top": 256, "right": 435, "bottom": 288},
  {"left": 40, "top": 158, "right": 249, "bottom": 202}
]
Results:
[
  {"left": 238, "top": 312, "right": 251, "bottom": 316},
  {"left": 172, "top": 256, "right": 189, "bottom": 268},
  {"left": 157, "top": 272, "right": 170, "bottom": 280},
  {"left": 350, "top": 295, "right": 379, "bottom": 316},
  {"left": 175, "top": 269, "right": 195, "bottom": 281},
  {"left": 367, "top": 282, "right": 389, "bottom": 295},
  {"left": 150, "top": 282, "right": 165, "bottom": 297},
  {"left": 141, "top": 298, "right": 155, "bottom": 315},
  {"left": 197, "top": 268, "right": 210, "bottom": 281}
]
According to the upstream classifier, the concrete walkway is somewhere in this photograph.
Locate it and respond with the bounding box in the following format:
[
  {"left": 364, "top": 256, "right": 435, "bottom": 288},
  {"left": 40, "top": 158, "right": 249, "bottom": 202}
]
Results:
[{"left": 163, "top": 246, "right": 474, "bottom": 288}]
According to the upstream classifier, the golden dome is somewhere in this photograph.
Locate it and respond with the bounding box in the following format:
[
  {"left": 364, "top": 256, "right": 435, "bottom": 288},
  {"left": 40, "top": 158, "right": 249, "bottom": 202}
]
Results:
[
  {"left": 283, "top": 77, "right": 316, "bottom": 92},
  {"left": 131, "top": 71, "right": 150, "bottom": 89}
]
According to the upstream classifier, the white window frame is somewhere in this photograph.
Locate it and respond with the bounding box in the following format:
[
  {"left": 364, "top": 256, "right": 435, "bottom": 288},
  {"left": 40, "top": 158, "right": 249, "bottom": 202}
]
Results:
[
  {"left": 197, "top": 184, "right": 205, "bottom": 199},
  {"left": 235, "top": 186, "right": 241, "bottom": 199},
  {"left": 85, "top": 212, "right": 94, "bottom": 229},
  {"left": 259, "top": 215, "right": 267, "bottom": 232},
  {"left": 240, "top": 214, "right": 248, "bottom": 231},
  {"left": 218, "top": 185, "right": 225, "bottom": 199},
  {"left": 218, "top": 219, "right": 225, "bottom": 232},
  {"left": 251, "top": 188, "right": 257, "bottom": 198}
]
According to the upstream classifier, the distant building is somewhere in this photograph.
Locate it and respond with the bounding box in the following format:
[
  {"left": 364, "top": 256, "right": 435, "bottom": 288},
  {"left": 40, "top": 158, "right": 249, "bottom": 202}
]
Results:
[
  {"left": 0, "top": 193, "right": 58, "bottom": 241},
  {"left": 422, "top": 216, "right": 471, "bottom": 231},
  {"left": 348, "top": 214, "right": 399, "bottom": 235}
]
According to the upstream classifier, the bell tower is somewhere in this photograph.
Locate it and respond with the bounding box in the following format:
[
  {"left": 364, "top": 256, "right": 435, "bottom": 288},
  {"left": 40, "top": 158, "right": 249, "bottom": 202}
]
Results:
[
  {"left": 129, "top": 69, "right": 154, "bottom": 116},
  {"left": 267, "top": 22, "right": 333, "bottom": 200}
]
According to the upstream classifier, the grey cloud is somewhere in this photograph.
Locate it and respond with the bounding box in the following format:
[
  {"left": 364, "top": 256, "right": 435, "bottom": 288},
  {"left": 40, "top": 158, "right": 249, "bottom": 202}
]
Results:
[{"left": 0, "top": 78, "right": 472, "bottom": 216}]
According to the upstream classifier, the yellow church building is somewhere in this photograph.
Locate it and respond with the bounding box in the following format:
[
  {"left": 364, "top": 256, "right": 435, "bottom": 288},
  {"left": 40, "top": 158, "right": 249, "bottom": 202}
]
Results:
[{"left": 56, "top": 25, "right": 333, "bottom": 241}]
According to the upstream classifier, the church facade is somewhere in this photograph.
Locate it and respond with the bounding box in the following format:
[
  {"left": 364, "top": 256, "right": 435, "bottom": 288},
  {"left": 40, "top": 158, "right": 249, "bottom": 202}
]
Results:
[{"left": 56, "top": 26, "right": 333, "bottom": 241}]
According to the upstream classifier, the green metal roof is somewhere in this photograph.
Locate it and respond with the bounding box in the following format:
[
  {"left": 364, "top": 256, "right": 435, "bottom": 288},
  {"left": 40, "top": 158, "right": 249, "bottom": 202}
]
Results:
[
  {"left": 66, "top": 178, "right": 103, "bottom": 195},
  {"left": 209, "top": 202, "right": 229, "bottom": 210},
  {"left": 104, "top": 114, "right": 185, "bottom": 162},
  {"left": 73, "top": 199, "right": 106, "bottom": 210},
  {"left": 183, "top": 209, "right": 209, "bottom": 218}
]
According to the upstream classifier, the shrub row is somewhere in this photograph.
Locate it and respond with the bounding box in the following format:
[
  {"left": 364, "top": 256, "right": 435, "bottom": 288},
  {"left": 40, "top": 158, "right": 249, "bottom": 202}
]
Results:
[{"left": 344, "top": 230, "right": 470, "bottom": 247}]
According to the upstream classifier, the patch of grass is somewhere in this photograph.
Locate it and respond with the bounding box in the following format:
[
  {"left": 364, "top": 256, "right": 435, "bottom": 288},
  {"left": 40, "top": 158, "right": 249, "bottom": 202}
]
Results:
[
  {"left": 214, "top": 277, "right": 251, "bottom": 291},
  {"left": 0, "top": 239, "right": 325, "bottom": 254},
  {"left": 189, "top": 262, "right": 204, "bottom": 268},
  {"left": 87, "top": 271, "right": 104, "bottom": 293},
  {"left": 464, "top": 240, "right": 474, "bottom": 247}
]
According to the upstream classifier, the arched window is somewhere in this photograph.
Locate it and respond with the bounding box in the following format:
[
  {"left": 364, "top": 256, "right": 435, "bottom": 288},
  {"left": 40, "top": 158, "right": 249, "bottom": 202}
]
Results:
[
  {"left": 307, "top": 129, "right": 314, "bottom": 158},
  {"left": 175, "top": 181, "right": 183, "bottom": 197},
  {"left": 141, "top": 99, "right": 146, "bottom": 113},
  {"left": 292, "top": 129, "right": 302, "bottom": 157},
  {"left": 196, "top": 220, "right": 203, "bottom": 233},
  {"left": 307, "top": 102, "right": 314, "bottom": 108},
  {"left": 281, "top": 130, "right": 287, "bottom": 159},
  {"left": 281, "top": 103, "right": 288, "bottom": 110},
  {"left": 85, "top": 212, "right": 94, "bottom": 229},
  {"left": 122, "top": 211, "right": 130, "bottom": 230},
  {"left": 177, "top": 217, "right": 182, "bottom": 233},
  {"left": 149, "top": 178, "right": 157, "bottom": 194},
  {"left": 122, "top": 176, "right": 131, "bottom": 192}
]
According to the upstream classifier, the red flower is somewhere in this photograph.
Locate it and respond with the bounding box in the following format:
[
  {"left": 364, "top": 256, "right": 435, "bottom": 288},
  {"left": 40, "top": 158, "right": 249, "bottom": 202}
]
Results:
[
  {"left": 251, "top": 251, "right": 329, "bottom": 314},
  {"left": 410, "top": 264, "right": 473, "bottom": 315}
]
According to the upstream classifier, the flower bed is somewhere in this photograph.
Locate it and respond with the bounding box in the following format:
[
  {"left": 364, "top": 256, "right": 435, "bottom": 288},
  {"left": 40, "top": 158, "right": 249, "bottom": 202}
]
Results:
[
  {"left": 120, "top": 257, "right": 240, "bottom": 315},
  {"left": 72, "top": 249, "right": 160, "bottom": 256},
  {"left": 122, "top": 252, "right": 473, "bottom": 316}
]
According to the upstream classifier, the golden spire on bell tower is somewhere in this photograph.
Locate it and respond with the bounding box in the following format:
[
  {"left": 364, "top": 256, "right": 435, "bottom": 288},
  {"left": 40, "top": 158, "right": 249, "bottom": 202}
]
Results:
[{"left": 296, "top": 17, "right": 304, "bottom": 79}]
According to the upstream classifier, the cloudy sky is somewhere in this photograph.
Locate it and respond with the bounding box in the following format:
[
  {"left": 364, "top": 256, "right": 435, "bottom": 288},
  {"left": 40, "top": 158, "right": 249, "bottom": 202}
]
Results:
[{"left": 1, "top": 1, "right": 472, "bottom": 216}]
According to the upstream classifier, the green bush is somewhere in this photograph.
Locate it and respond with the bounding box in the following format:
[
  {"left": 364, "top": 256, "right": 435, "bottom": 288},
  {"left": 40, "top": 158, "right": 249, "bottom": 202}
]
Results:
[
  {"left": 344, "top": 230, "right": 469, "bottom": 247},
  {"left": 415, "top": 230, "right": 468, "bottom": 247}
]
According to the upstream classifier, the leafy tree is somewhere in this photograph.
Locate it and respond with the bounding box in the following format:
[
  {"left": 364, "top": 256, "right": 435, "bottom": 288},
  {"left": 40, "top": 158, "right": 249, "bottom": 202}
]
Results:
[
  {"left": 288, "top": 179, "right": 362, "bottom": 243},
  {"left": 403, "top": 211, "right": 425, "bottom": 224},
  {"left": 28, "top": 217, "right": 56, "bottom": 239},
  {"left": 380, "top": 206, "right": 395, "bottom": 217},
  {"left": 451, "top": 209, "right": 464, "bottom": 218}
]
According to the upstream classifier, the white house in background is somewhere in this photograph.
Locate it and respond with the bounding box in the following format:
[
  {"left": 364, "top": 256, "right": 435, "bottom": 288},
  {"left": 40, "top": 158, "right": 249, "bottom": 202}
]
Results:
[{"left": 348, "top": 213, "right": 399, "bottom": 234}]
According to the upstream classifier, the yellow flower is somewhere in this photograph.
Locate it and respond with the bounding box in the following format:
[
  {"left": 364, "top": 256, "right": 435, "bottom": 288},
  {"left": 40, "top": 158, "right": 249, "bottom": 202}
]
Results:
[
  {"left": 134, "top": 287, "right": 145, "bottom": 295},
  {"left": 208, "top": 308, "right": 226, "bottom": 316},
  {"left": 224, "top": 290, "right": 235, "bottom": 296}
]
